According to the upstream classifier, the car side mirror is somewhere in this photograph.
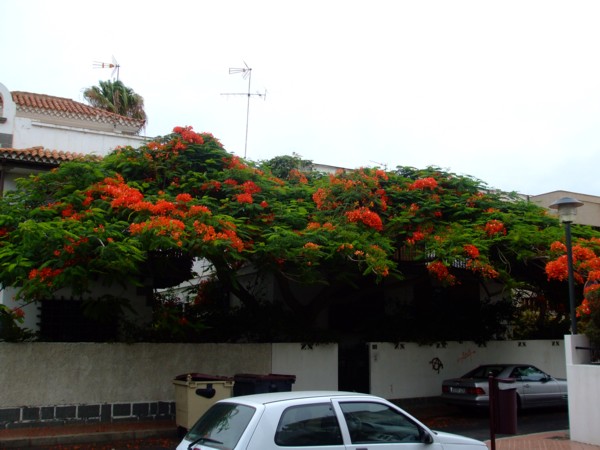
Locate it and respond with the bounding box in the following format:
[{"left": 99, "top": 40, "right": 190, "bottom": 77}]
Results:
[{"left": 419, "top": 427, "right": 434, "bottom": 444}]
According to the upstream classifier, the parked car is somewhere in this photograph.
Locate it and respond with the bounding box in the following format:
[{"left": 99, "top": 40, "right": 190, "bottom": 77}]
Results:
[
  {"left": 441, "top": 364, "right": 568, "bottom": 409},
  {"left": 177, "top": 390, "right": 487, "bottom": 450}
]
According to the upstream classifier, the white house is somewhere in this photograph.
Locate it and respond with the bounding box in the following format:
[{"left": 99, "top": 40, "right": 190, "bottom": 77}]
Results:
[
  {"left": 0, "top": 82, "right": 147, "bottom": 154},
  {"left": 0, "top": 81, "right": 151, "bottom": 339}
]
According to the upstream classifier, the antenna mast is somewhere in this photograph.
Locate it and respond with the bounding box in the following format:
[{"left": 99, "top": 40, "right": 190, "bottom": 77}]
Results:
[
  {"left": 93, "top": 56, "right": 120, "bottom": 80},
  {"left": 221, "top": 62, "right": 266, "bottom": 158}
]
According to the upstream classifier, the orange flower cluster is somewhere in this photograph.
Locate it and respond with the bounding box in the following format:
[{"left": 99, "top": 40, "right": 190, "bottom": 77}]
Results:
[
  {"left": 374, "top": 169, "right": 388, "bottom": 180},
  {"left": 427, "top": 260, "right": 457, "bottom": 285},
  {"left": 573, "top": 245, "right": 597, "bottom": 262},
  {"left": 345, "top": 207, "right": 384, "bottom": 231},
  {"left": 201, "top": 180, "right": 222, "bottom": 191},
  {"left": 408, "top": 177, "right": 438, "bottom": 190},
  {"left": 130, "top": 217, "right": 186, "bottom": 245},
  {"left": 28, "top": 267, "right": 62, "bottom": 286},
  {"left": 193, "top": 221, "right": 244, "bottom": 252},
  {"left": 241, "top": 181, "right": 261, "bottom": 195},
  {"left": 578, "top": 298, "right": 593, "bottom": 316},
  {"left": 54, "top": 237, "right": 90, "bottom": 256},
  {"left": 545, "top": 256, "right": 569, "bottom": 282},
  {"left": 289, "top": 169, "right": 308, "bottom": 184},
  {"left": 376, "top": 188, "right": 389, "bottom": 211},
  {"left": 466, "top": 260, "right": 499, "bottom": 279},
  {"left": 235, "top": 193, "right": 253, "bottom": 204},
  {"left": 172, "top": 126, "right": 205, "bottom": 144},
  {"left": 176, "top": 193, "right": 193, "bottom": 203},
  {"left": 84, "top": 175, "right": 144, "bottom": 208},
  {"left": 337, "top": 243, "right": 354, "bottom": 252},
  {"left": 224, "top": 155, "right": 247, "bottom": 170},
  {"left": 303, "top": 242, "right": 320, "bottom": 250},
  {"left": 463, "top": 244, "right": 480, "bottom": 259},
  {"left": 188, "top": 205, "right": 212, "bottom": 216},
  {"left": 485, "top": 220, "right": 506, "bottom": 236},
  {"left": 312, "top": 188, "right": 328, "bottom": 210},
  {"left": 306, "top": 222, "right": 336, "bottom": 231},
  {"left": 406, "top": 231, "right": 425, "bottom": 245},
  {"left": 550, "top": 241, "right": 567, "bottom": 253},
  {"left": 312, "top": 188, "right": 341, "bottom": 210}
]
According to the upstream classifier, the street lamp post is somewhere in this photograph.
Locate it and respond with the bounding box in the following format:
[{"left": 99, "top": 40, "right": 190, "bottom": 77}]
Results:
[{"left": 549, "top": 197, "right": 584, "bottom": 335}]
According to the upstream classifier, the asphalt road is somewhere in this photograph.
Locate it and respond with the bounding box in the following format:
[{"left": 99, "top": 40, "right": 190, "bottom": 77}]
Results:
[
  {"left": 26, "top": 405, "right": 569, "bottom": 449},
  {"left": 429, "top": 405, "right": 570, "bottom": 442}
]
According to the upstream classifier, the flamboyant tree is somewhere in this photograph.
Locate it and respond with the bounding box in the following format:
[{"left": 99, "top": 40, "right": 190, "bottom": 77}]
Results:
[
  {"left": 546, "top": 236, "right": 600, "bottom": 346},
  {"left": 1, "top": 126, "right": 595, "bottom": 341}
]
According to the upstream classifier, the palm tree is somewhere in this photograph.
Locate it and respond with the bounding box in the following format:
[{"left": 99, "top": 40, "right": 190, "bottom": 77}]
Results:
[{"left": 83, "top": 80, "right": 147, "bottom": 127}]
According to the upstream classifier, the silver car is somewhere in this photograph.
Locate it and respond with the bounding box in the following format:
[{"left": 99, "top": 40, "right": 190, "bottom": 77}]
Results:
[
  {"left": 177, "top": 390, "right": 487, "bottom": 449},
  {"left": 441, "top": 364, "right": 568, "bottom": 409}
]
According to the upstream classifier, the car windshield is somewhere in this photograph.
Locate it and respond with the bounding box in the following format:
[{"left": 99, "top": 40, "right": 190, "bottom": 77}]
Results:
[
  {"left": 463, "top": 365, "right": 507, "bottom": 378},
  {"left": 185, "top": 402, "right": 256, "bottom": 450}
]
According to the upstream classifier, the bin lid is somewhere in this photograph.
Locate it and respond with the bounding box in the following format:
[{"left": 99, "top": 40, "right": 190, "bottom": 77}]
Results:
[
  {"left": 234, "top": 373, "right": 296, "bottom": 382},
  {"left": 174, "top": 373, "right": 234, "bottom": 382}
]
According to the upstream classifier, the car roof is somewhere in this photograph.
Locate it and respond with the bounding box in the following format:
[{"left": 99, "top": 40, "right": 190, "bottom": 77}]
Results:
[{"left": 219, "top": 390, "right": 375, "bottom": 406}]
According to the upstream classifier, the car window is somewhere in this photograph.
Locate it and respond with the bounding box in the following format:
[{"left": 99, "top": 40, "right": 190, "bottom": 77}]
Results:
[
  {"left": 339, "top": 401, "right": 422, "bottom": 444},
  {"left": 465, "top": 365, "right": 506, "bottom": 378},
  {"left": 185, "top": 402, "right": 255, "bottom": 450},
  {"left": 275, "top": 402, "right": 343, "bottom": 446},
  {"left": 511, "top": 366, "right": 547, "bottom": 381}
]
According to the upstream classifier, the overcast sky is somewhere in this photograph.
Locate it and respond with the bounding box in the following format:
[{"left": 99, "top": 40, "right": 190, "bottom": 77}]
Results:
[{"left": 2, "top": 0, "right": 600, "bottom": 196}]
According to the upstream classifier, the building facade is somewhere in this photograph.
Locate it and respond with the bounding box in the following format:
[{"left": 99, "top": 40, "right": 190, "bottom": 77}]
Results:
[{"left": 0, "top": 81, "right": 151, "bottom": 339}]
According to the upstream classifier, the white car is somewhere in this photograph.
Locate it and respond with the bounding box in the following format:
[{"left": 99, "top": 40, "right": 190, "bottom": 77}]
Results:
[{"left": 177, "top": 390, "right": 487, "bottom": 450}]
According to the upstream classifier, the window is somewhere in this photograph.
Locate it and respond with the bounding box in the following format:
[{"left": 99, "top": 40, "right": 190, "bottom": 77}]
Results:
[
  {"left": 511, "top": 366, "right": 547, "bottom": 382},
  {"left": 275, "top": 403, "right": 342, "bottom": 446},
  {"left": 465, "top": 365, "right": 505, "bottom": 378},
  {"left": 185, "top": 402, "right": 255, "bottom": 450},
  {"left": 339, "top": 401, "right": 423, "bottom": 444}
]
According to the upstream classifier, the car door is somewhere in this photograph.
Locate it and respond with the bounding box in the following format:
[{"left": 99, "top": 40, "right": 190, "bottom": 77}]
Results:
[
  {"left": 333, "top": 400, "right": 442, "bottom": 450},
  {"left": 249, "top": 401, "right": 347, "bottom": 450},
  {"left": 512, "top": 365, "right": 561, "bottom": 408}
]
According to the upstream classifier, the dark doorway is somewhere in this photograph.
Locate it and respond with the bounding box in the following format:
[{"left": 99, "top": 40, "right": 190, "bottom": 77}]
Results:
[{"left": 338, "top": 341, "right": 369, "bottom": 393}]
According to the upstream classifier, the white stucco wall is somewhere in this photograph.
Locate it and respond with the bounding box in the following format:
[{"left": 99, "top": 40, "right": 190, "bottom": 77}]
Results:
[
  {"left": 12, "top": 117, "right": 148, "bottom": 156},
  {"left": 272, "top": 343, "right": 338, "bottom": 391},
  {"left": 0, "top": 342, "right": 336, "bottom": 407},
  {"left": 565, "top": 334, "right": 600, "bottom": 446},
  {"left": 369, "top": 340, "right": 566, "bottom": 399}
]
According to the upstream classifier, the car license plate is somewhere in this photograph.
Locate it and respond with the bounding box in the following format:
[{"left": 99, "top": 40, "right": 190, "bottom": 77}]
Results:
[{"left": 450, "top": 387, "right": 466, "bottom": 394}]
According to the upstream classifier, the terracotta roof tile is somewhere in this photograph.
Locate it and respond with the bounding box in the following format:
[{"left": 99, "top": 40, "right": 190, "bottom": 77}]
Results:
[
  {"left": 0, "top": 146, "right": 100, "bottom": 166},
  {"left": 11, "top": 91, "right": 145, "bottom": 130}
]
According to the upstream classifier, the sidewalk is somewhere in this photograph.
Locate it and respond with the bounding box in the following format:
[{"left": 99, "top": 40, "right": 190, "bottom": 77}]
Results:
[
  {"left": 488, "top": 431, "right": 600, "bottom": 449},
  {"left": 0, "top": 419, "right": 178, "bottom": 449},
  {"left": 1, "top": 421, "right": 600, "bottom": 450}
]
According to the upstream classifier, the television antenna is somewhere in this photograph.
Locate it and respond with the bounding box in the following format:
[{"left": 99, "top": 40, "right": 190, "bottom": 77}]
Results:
[
  {"left": 370, "top": 160, "right": 388, "bottom": 171},
  {"left": 93, "top": 56, "right": 120, "bottom": 81},
  {"left": 221, "top": 62, "right": 267, "bottom": 158}
]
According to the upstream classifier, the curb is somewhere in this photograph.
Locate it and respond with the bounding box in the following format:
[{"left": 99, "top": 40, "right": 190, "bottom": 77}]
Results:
[{"left": 0, "top": 426, "right": 177, "bottom": 449}]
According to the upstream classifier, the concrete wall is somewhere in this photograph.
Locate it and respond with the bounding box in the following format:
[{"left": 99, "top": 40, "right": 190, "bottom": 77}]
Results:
[
  {"left": 369, "top": 340, "right": 566, "bottom": 399},
  {"left": 0, "top": 342, "right": 337, "bottom": 427},
  {"left": 272, "top": 343, "right": 338, "bottom": 391},
  {"left": 565, "top": 335, "right": 600, "bottom": 446},
  {"left": 0, "top": 340, "right": 568, "bottom": 428}
]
